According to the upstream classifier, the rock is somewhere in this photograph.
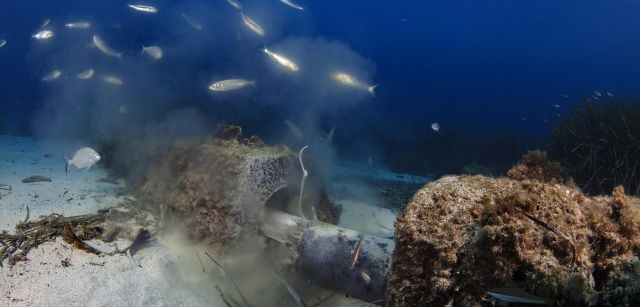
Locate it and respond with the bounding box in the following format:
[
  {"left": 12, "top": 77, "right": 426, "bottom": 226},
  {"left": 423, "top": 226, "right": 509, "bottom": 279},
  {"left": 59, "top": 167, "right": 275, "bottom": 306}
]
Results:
[
  {"left": 138, "top": 136, "right": 296, "bottom": 244},
  {"left": 387, "top": 175, "right": 640, "bottom": 306},
  {"left": 21, "top": 175, "right": 52, "bottom": 183},
  {"left": 507, "top": 150, "right": 564, "bottom": 183}
]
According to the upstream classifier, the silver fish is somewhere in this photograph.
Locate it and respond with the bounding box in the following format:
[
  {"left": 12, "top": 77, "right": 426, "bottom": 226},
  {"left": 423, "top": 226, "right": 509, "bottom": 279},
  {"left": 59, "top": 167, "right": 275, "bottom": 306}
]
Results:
[
  {"left": 241, "top": 13, "right": 265, "bottom": 36},
  {"left": 331, "top": 72, "right": 378, "bottom": 96},
  {"left": 552, "top": 104, "right": 560, "bottom": 108},
  {"left": 42, "top": 70, "right": 62, "bottom": 81},
  {"left": 92, "top": 35, "right": 123, "bottom": 58},
  {"left": 226, "top": 0, "right": 242, "bottom": 10},
  {"left": 127, "top": 4, "right": 158, "bottom": 14},
  {"left": 284, "top": 120, "right": 303, "bottom": 139},
  {"left": 40, "top": 18, "right": 51, "bottom": 29},
  {"left": 486, "top": 288, "right": 546, "bottom": 305},
  {"left": 76, "top": 69, "right": 94, "bottom": 80},
  {"left": 65, "top": 21, "right": 91, "bottom": 29},
  {"left": 0, "top": 39, "right": 6, "bottom": 48},
  {"left": 142, "top": 45, "right": 163, "bottom": 60},
  {"left": 263, "top": 47, "right": 299, "bottom": 72},
  {"left": 431, "top": 122, "right": 440, "bottom": 132},
  {"left": 181, "top": 13, "right": 203, "bottom": 30},
  {"left": 280, "top": 0, "right": 304, "bottom": 10},
  {"left": 102, "top": 75, "right": 123, "bottom": 85},
  {"left": 359, "top": 270, "right": 371, "bottom": 285},
  {"left": 209, "top": 79, "right": 255, "bottom": 92},
  {"left": 65, "top": 147, "right": 101, "bottom": 172},
  {"left": 32, "top": 30, "right": 54, "bottom": 40}
]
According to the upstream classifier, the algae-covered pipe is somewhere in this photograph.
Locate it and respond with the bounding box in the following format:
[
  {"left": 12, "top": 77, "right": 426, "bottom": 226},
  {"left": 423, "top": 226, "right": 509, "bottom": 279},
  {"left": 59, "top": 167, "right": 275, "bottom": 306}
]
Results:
[{"left": 296, "top": 224, "right": 394, "bottom": 302}]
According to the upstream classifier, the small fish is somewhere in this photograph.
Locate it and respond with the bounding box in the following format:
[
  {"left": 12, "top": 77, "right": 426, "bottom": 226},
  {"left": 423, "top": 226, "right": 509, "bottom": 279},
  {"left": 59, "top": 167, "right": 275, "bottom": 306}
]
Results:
[
  {"left": 127, "top": 3, "right": 158, "bottom": 14},
  {"left": 431, "top": 122, "right": 440, "bottom": 132},
  {"left": 42, "top": 70, "right": 62, "bottom": 81},
  {"left": 324, "top": 126, "right": 335, "bottom": 144},
  {"left": 241, "top": 13, "right": 265, "bottom": 36},
  {"left": 65, "top": 21, "right": 91, "bottom": 29},
  {"left": 552, "top": 104, "right": 560, "bottom": 108},
  {"left": 263, "top": 47, "right": 299, "bottom": 72},
  {"left": 594, "top": 91, "right": 602, "bottom": 97},
  {"left": 91, "top": 35, "right": 123, "bottom": 58},
  {"left": 209, "top": 79, "right": 255, "bottom": 92},
  {"left": 226, "top": 0, "right": 242, "bottom": 10},
  {"left": 102, "top": 75, "right": 123, "bottom": 85},
  {"left": 119, "top": 105, "right": 129, "bottom": 114},
  {"left": 142, "top": 45, "right": 163, "bottom": 60},
  {"left": 284, "top": 120, "right": 303, "bottom": 139},
  {"left": 330, "top": 72, "right": 378, "bottom": 96},
  {"left": 33, "top": 30, "right": 54, "bottom": 40},
  {"left": 561, "top": 94, "right": 570, "bottom": 98},
  {"left": 65, "top": 147, "right": 101, "bottom": 172},
  {"left": 359, "top": 270, "right": 371, "bottom": 285},
  {"left": 0, "top": 39, "right": 6, "bottom": 48},
  {"left": 367, "top": 156, "right": 373, "bottom": 165},
  {"left": 40, "top": 18, "right": 51, "bottom": 29},
  {"left": 280, "top": 0, "right": 304, "bottom": 10},
  {"left": 181, "top": 13, "right": 203, "bottom": 30},
  {"left": 76, "top": 69, "right": 94, "bottom": 79},
  {"left": 606, "top": 92, "right": 614, "bottom": 97},
  {"left": 349, "top": 239, "right": 362, "bottom": 269},
  {"left": 486, "top": 288, "right": 546, "bottom": 305}
]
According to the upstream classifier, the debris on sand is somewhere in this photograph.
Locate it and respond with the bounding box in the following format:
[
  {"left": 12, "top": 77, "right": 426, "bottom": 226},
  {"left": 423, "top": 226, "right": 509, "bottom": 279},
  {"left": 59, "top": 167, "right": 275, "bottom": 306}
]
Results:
[{"left": 21, "top": 175, "right": 52, "bottom": 183}]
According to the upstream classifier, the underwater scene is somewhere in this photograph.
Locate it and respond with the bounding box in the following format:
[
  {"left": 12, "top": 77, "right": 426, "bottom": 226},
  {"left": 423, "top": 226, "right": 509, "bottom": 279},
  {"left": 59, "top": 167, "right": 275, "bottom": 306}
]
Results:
[{"left": 2, "top": 0, "right": 640, "bottom": 306}]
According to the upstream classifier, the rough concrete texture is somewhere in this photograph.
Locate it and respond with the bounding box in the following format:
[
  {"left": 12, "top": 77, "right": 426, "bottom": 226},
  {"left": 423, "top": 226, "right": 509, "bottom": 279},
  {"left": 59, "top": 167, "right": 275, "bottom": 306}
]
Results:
[
  {"left": 387, "top": 154, "right": 640, "bottom": 306},
  {"left": 138, "top": 130, "right": 296, "bottom": 244}
]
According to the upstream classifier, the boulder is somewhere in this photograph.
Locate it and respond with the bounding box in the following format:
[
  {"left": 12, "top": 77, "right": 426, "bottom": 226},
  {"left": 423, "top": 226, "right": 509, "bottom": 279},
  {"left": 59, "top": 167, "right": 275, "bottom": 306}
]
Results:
[{"left": 387, "top": 164, "right": 640, "bottom": 305}]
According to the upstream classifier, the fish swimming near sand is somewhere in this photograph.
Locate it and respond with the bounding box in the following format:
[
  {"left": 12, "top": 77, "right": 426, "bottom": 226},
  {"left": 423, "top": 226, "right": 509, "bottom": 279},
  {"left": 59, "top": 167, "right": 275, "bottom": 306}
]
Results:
[
  {"left": 209, "top": 79, "right": 255, "bottom": 92},
  {"left": 181, "top": 13, "right": 203, "bottom": 30},
  {"left": 65, "top": 147, "right": 101, "bottom": 173},
  {"left": 65, "top": 21, "right": 91, "bottom": 29},
  {"left": 241, "top": 13, "right": 265, "bottom": 36},
  {"left": 226, "top": 0, "right": 242, "bottom": 10},
  {"left": 330, "top": 71, "right": 378, "bottom": 96},
  {"left": 263, "top": 47, "right": 299, "bottom": 72},
  {"left": 127, "top": 3, "right": 158, "bottom": 14},
  {"left": 102, "top": 75, "right": 123, "bottom": 85},
  {"left": 42, "top": 70, "right": 62, "bottom": 81},
  {"left": 280, "top": 0, "right": 305, "bottom": 10},
  {"left": 76, "top": 69, "right": 94, "bottom": 79},
  {"left": 272, "top": 265, "right": 308, "bottom": 307},
  {"left": 91, "top": 35, "right": 123, "bottom": 58},
  {"left": 486, "top": 288, "right": 546, "bottom": 305},
  {"left": 32, "top": 30, "right": 54, "bottom": 40},
  {"left": 142, "top": 45, "right": 163, "bottom": 60}
]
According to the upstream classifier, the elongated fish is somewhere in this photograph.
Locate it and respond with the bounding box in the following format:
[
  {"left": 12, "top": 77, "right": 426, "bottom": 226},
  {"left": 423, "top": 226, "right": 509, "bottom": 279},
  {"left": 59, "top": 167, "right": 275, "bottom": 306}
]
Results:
[
  {"left": 209, "top": 79, "right": 255, "bottom": 92},
  {"left": 349, "top": 239, "right": 362, "bottom": 269},
  {"left": 284, "top": 120, "right": 303, "bottom": 139},
  {"left": 0, "top": 39, "right": 6, "bottom": 48},
  {"left": 65, "top": 147, "right": 101, "bottom": 172},
  {"left": 486, "top": 288, "right": 546, "bottom": 305},
  {"left": 272, "top": 265, "right": 307, "bottom": 307},
  {"left": 32, "top": 30, "right": 54, "bottom": 40},
  {"left": 181, "top": 13, "right": 203, "bottom": 30},
  {"left": 142, "top": 45, "right": 163, "bottom": 60},
  {"left": 42, "top": 70, "right": 62, "bottom": 81},
  {"left": 102, "top": 75, "right": 123, "bottom": 85},
  {"left": 65, "top": 21, "right": 91, "bottom": 29},
  {"left": 331, "top": 71, "right": 378, "bottom": 96},
  {"left": 280, "top": 0, "right": 304, "bottom": 10},
  {"left": 241, "top": 13, "right": 265, "bottom": 36},
  {"left": 40, "top": 18, "right": 51, "bottom": 29},
  {"left": 91, "top": 35, "right": 123, "bottom": 58},
  {"left": 127, "top": 4, "right": 158, "bottom": 14},
  {"left": 263, "top": 47, "right": 299, "bottom": 72},
  {"left": 226, "top": 0, "right": 242, "bottom": 10},
  {"left": 76, "top": 69, "right": 94, "bottom": 80}
]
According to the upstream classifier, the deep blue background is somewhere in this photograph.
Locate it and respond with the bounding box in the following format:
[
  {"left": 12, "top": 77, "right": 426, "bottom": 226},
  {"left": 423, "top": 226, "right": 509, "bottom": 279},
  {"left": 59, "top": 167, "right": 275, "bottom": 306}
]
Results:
[{"left": 2, "top": 0, "right": 640, "bottom": 145}]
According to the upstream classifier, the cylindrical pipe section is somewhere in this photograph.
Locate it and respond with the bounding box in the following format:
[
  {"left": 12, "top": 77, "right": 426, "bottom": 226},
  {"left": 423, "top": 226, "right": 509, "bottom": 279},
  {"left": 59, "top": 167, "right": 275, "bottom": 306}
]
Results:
[{"left": 297, "top": 224, "right": 394, "bottom": 302}]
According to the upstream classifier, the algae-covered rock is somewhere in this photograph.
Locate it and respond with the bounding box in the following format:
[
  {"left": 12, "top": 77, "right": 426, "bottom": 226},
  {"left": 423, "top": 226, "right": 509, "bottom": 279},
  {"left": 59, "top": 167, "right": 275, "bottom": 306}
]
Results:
[
  {"left": 387, "top": 172, "right": 640, "bottom": 306},
  {"left": 138, "top": 131, "right": 296, "bottom": 244}
]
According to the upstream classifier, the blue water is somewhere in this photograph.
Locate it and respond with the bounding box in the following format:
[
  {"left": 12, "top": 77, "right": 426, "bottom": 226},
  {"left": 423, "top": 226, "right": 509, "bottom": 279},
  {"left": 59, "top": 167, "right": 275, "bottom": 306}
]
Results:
[{"left": 1, "top": 0, "right": 640, "bottom": 175}]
